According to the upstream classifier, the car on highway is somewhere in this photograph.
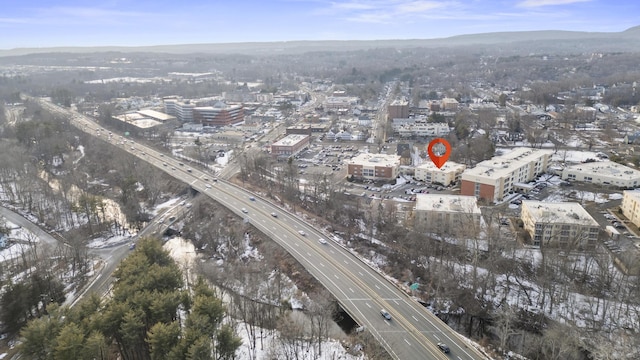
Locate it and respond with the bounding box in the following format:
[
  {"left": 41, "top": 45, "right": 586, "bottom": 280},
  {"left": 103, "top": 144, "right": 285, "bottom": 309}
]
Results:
[
  {"left": 318, "top": 238, "right": 327, "bottom": 245},
  {"left": 380, "top": 309, "right": 391, "bottom": 320},
  {"left": 249, "top": 196, "right": 256, "bottom": 201},
  {"left": 205, "top": 184, "right": 211, "bottom": 189},
  {"left": 271, "top": 212, "right": 278, "bottom": 218},
  {"left": 437, "top": 342, "right": 450, "bottom": 353},
  {"left": 241, "top": 208, "right": 248, "bottom": 214},
  {"left": 298, "top": 230, "right": 306, "bottom": 236}
]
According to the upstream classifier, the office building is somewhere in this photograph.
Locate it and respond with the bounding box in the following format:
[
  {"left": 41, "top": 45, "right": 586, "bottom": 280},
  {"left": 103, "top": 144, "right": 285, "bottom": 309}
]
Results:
[
  {"left": 270, "top": 134, "right": 310, "bottom": 158},
  {"left": 562, "top": 161, "right": 640, "bottom": 188},
  {"left": 346, "top": 153, "right": 401, "bottom": 181}
]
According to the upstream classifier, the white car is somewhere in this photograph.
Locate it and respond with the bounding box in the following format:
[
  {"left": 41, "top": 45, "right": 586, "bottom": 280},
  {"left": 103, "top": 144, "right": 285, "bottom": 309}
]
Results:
[
  {"left": 318, "top": 238, "right": 327, "bottom": 245},
  {"left": 298, "top": 230, "right": 306, "bottom": 236},
  {"left": 241, "top": 208, "right": 248, "bottom": 214}
]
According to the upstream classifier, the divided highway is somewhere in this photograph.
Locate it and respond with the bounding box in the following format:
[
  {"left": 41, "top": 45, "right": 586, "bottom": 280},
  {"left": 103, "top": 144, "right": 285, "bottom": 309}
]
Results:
[{"left": 32, "top": 97, "right": 489, "bottom": 360}]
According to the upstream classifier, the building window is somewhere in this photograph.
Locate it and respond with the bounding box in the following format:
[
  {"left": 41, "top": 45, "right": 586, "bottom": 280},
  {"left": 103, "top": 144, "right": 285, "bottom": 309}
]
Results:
[{"left": 363, "top": 169, "right": 374, "bottom": 177}]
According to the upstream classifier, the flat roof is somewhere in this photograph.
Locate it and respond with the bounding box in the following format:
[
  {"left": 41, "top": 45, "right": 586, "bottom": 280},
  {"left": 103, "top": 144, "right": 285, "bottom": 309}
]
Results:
[
  {"left": 564, "top": 161, "right": 640, "bottom": 180},
  {"left": 416, "top": 161, "right": 466, "bottom": 172},
  {"left": 522, "top": 201, "right": 598, "bottom": 226},
  {"left": 464, "top": 148, "right": 553, "bottom": 178},
  {"left": 415, "top": 194, "right": 480, "bottom": 214},
  {"left": 624, "top": 190, "right": 640, "bottom": 201},
  {"left": 347, "top": 153, "right": 401, "bottom": 167},
  {"left": 137, "top": 109, "right": 175, "bottom": 121},
  {"left": 272, "top": 134, "right": 309, "bottom": 146}
]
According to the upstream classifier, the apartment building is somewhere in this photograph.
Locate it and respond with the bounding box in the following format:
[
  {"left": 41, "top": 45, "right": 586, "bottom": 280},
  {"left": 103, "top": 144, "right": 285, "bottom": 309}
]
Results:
[
  {"left": 270, "top": 134, "right": 310, "bottom": 159},
  {"left": 388, "top": 98, "right": 409, "bottom": 119},
  {"left": 521, "top": 201, "right": 599, "bottom": 248},
  {"left": 413, "top": 194, "right": 482, "bottom": 232},
  {"left": 621, "top": 190, "right": 640, "bottom": 228},
  {"left": 461, "top": 148, "right": 553, "bottom": 202},
  {"left": 562, "top": 161, "right": 640, "bottom": 188},
  {"left": 414, "top": 161, "right": 466, "bottom": 186},
  {"left": 347, "top": 153, "right": 401, "bottom": 181}
]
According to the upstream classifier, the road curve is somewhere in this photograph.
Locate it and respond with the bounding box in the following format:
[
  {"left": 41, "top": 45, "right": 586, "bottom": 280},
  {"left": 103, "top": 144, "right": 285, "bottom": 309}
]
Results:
[{"left": 31, "top": 96, "right": 490, "bottom": 360}]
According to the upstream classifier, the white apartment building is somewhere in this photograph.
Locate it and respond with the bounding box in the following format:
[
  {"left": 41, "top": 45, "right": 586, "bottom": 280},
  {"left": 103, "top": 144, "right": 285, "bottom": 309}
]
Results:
[
  {"left": 413, "top": 195, "right": 482, "bottom": 232},
  {"left": 346, "top": 153, "right": 401, "bottom": 181},
  {"left": 521, "top": 201, "right": 599, "bottom": 248},
  {"left": 621, "top": 190, "right": 640, "bottom": 228},
  {"left": 562, "top": 161, "right": 640, "bottom": 188},
  {"left": 414, "top": 161, "right": 466, "bottom": 186},
  {"left": 461, "top": 148, "right": 553, "bottom": 201}
]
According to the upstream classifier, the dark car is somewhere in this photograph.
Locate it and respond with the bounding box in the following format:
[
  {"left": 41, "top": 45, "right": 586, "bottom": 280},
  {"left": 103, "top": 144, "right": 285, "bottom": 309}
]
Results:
[{"left": 437, "top": 342, "right": 450, "bottom": 353}]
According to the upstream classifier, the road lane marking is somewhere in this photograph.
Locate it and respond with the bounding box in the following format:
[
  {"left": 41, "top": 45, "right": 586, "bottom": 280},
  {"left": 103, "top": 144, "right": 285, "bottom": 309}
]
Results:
[
  {"left": 412, "top": 315, "right": 419, "bottom": 322},
  {"left": 366, "top": 303, "right": 371, "bottom": 308},
  {"left": 334, "top": 274, "right": 339, "bottom": 279},
  {"left": 329, "top": 249, "right": 335, "bottom": 254},
  {"left": 375, "top": 284, "right": 381, "bottom": 290},
  {"left": 307, "top": 252, "right": 311, "bottom": 256},
  {"left": 294, "top": 243, "right": 299, "bottom": 247},
  {"left": 349, "top": 288, "right": 354, "bottom": 293},
  {"left": 404, "top": 339, "right": 411, "bottom": 346},
  {"left": 320, "top": 263, "right": 325, "bottom": 267},
  {"left": 358, "top": 271, "right": 364, "bottom": 276},
  {"left": 434, "top": 335, "right": 440, "bottom": 341},
  {"left": 394, "top": 300, "right": 399, "bottom": 305},
  {"left": 343, "top": 260, "right": 349, "bottom": 265}
]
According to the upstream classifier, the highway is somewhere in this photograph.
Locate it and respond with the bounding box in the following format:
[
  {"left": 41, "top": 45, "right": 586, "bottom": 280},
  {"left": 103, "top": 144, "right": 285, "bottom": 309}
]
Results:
[{"left": 31, "top": 96, "right": 489, "bottom": 360}]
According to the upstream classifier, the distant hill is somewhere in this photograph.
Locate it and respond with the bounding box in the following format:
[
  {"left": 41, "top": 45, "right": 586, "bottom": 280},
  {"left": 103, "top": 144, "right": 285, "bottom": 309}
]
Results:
[{"left": 1, "top": 26, "right": 639, "bottom": 57}]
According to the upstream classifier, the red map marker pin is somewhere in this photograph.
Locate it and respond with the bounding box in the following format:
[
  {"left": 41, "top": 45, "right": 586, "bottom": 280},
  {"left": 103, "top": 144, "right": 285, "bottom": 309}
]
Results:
[{"left": 427, "top": 138, "right": 451, "bottom": 169}]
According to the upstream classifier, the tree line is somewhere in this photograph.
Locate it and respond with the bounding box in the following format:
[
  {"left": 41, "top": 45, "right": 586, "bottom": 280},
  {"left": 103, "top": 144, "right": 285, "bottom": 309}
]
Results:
[{"left": 19, "top": 237, "right": 242, "bottom": 360}]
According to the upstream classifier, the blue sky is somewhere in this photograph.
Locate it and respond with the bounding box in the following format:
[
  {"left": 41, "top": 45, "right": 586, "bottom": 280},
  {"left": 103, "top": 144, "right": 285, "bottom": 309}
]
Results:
[{"left": 0, "top": 0, "right": 637, "bottom": 49}]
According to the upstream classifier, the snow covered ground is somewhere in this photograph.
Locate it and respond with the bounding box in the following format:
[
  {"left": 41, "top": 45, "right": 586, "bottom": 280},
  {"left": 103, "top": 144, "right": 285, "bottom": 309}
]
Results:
[{"left": 162, "top": 236, "right": 361, "bottom": 360}]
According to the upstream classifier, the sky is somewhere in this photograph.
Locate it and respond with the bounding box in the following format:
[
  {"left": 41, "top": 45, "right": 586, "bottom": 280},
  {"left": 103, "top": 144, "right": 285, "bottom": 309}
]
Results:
[{"left": 0, "top": 0, "right": 638, "bottom": 50}]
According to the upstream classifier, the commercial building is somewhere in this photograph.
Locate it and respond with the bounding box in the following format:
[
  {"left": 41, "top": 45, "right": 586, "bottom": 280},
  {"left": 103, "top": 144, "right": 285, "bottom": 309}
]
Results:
[
  {"left": 441, "top": 98, "right": 459, "bottom": 111},
  {"left": 414, "top": 161, "right": 466, "bottom": 186},
  {"left": 193, "top": 102, "right": 244, "bottom": 126},
  {"left": 346, "top": 153, "right": 401, "bottom": 181},
  {"left": 621, "top": 190, "right": 640, "bottom": 228},
  {"left": 388, "top": 98, "right": 409, "bottom": 119},
  {"left": 324, "top": 96, "right": 359, "bottom": 111},
  {"left": 562, "top": 161, "right": 640, "bottom": 188},
  {"left": 461, "top": 148, "right": 553, "bottom": 202},
  {"left": 413, "top": 195, "right": 482, "bottom": 232},
  {"left": 521, "top": 201, "right": 599, "bottom": 248},
  {"left": 270, "top": 134, "right": 310, "bottom": 159},
  {"left": 393, "top": 120, "right": 451, "bottom": 138},
  {"left": 164, "top": 99, "right": 195, "bottom": 122}
]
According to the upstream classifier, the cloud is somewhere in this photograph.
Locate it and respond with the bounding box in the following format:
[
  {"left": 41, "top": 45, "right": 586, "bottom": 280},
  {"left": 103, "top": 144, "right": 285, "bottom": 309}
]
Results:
[
  {"left": 517, "top": 0, "right": 592, "bottom": 7},
  {"left": 326, "top": 0, "right": 460, "bottom": 24}
]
